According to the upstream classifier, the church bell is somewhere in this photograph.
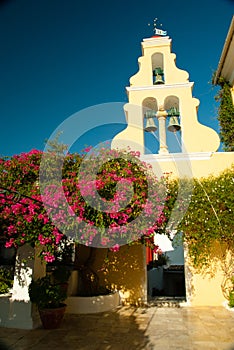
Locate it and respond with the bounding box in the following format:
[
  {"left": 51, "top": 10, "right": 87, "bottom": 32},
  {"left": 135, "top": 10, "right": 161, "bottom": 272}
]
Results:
[
  {"left": 144, "top": 110, "right": 157, "bottom": 132},
  {"left": 153, "top": 67, "right": 164, "bottom": 85},
  {"left": 167, "top": 107, "right": 181, "bottom": 132}
]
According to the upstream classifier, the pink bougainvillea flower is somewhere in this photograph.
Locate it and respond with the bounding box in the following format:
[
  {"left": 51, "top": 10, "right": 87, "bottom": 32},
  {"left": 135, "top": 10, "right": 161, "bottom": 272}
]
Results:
[
  {"left": 110, "top": 244, "right": 120, "bottom": 252},
  {"left": 5, "top": 238, "right": 16, "bottom": 248},
  {"left": 42, "top": 251, "right": 55, "bottom": 263}
]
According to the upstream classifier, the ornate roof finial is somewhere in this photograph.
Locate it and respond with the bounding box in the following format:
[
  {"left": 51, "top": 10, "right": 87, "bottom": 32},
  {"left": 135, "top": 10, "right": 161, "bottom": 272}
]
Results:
[
  {"left": 148, "top": 18, "right": 167, "bottom": 37},
  {"left": 153, "top": 17, "right": 158, "bottom": 30}
]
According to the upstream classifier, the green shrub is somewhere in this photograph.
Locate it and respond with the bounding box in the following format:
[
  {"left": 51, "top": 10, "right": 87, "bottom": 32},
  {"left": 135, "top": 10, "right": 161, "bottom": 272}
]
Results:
[
  {"left": 228, "top": 277, "right": 234, "bottom": 308},
  {"left": 229, "top": 291, "right": 234, "bottom": 308},
  {"left": 0, "top": 268, "right": 13, "bottom": 294}
]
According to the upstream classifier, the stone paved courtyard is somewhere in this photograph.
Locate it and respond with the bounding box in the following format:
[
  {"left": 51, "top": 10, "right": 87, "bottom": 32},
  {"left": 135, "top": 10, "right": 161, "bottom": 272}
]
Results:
[{"left": 0, "top": 306, "right": 233, "bottom": 350}]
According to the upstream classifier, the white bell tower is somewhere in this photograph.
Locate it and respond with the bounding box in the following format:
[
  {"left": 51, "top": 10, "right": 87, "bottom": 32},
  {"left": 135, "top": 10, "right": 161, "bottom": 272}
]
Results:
[{"left": 112, "top": 20, "right": 220, "bottom": 155}]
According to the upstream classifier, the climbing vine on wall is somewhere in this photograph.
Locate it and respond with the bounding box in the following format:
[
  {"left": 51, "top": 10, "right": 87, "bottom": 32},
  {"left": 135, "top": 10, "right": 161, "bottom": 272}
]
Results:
[
  {"left": 214, "top": 77, "right": 234, "bottom": 151},
  {"left": 173, "top": 165, "right": 234, "bottom": 300},
  {"left": 170, "top": 165, "right": 234, "bottom": 270}
]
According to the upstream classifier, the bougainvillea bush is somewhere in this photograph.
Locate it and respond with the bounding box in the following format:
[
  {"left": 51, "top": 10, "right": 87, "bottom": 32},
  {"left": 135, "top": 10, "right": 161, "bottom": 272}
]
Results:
[
  {"left": 0, "top": 149, "right": 68, "bottom": 262},
  {"left": 0, "top": 146, "right": 168, "bottom": 263}
]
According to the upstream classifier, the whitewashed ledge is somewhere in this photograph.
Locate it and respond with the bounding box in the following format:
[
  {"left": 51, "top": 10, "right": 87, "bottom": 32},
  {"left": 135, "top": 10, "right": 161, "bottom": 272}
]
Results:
[
  {"left": 65, "top": 291, "right": 120, "bottom": 314},
  {"left": 140, "top": 152, "right": 213, "bottom": 163},
  {"left": 0, "top": 293, "right": 41, "bottom": 329},
  {"left": 0, "top": 293, "right": 11, "bottom": 327},
  {"left": 223, "top": 300, "right": 234, "bottom": 312}
]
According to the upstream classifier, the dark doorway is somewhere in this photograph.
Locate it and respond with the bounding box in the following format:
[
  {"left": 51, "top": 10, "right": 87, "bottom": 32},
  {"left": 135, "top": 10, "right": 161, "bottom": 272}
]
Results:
[{"left": 147, "top": 233, "right": 186, "bottom": 300}]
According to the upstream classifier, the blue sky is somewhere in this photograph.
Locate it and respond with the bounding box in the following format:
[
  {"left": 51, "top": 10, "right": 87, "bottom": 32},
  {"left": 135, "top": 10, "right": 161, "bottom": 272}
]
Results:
[{"left": 0, "top": 0, "right": 233, "bottom": 156}]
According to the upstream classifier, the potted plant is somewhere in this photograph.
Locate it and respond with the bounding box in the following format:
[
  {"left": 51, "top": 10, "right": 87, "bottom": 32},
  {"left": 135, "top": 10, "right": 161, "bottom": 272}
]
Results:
[
  {"left": 49, "top": 265, "right": 71, "bottom": 294},
  {"left": 28, "top": 275, "right": 67, "bottom": 329}
]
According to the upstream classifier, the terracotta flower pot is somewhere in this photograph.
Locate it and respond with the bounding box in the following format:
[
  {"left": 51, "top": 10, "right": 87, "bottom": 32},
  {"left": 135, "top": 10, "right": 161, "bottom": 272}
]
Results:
[{"left": 39, "top": 304, "right": 66, "bottom": 329}]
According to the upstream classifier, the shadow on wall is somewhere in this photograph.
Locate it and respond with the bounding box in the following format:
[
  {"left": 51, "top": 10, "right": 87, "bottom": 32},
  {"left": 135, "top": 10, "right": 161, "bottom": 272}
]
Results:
[
  {"left": 75, "top": 244, "right": 146, "bottom": 305},
  {"left": 186, "top": 241, "right": 234, "bottom": 302}
]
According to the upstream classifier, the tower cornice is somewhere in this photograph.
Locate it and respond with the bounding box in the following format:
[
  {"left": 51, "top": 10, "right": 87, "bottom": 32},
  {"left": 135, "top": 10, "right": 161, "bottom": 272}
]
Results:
[
  {"left": 142, "top": 36, "right": 171, "bottom": 47},
  {"left": 126, "top": 82, "right": 194, "bottom": 92}
]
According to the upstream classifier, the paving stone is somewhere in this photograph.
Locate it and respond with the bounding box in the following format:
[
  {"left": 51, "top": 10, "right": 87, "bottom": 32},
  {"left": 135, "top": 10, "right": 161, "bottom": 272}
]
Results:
[{"left": 0, "top": 306, "right": 233, "bottom": 350}]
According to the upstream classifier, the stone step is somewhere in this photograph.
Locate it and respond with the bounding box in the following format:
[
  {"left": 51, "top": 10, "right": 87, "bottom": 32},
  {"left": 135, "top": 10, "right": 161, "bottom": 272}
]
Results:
[{"left": 147, "top": 297, "right": 186, "bottom": 308}]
